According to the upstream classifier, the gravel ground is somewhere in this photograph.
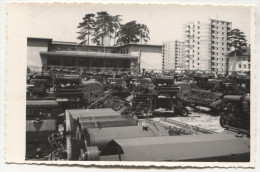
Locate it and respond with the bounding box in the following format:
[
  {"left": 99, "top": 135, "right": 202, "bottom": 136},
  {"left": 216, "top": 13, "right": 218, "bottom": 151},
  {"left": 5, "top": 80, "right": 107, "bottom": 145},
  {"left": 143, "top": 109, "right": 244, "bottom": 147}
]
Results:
[{"left": 153, "top": 107, "right": 225, "bottom": 133}]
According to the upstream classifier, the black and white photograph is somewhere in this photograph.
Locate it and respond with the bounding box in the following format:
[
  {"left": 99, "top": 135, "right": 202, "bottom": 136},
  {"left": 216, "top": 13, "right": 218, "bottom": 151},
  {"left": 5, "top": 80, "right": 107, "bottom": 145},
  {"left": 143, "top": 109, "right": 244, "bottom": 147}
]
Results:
[{"left": 4, "top": 2, "right": 255, "bottom": 166}]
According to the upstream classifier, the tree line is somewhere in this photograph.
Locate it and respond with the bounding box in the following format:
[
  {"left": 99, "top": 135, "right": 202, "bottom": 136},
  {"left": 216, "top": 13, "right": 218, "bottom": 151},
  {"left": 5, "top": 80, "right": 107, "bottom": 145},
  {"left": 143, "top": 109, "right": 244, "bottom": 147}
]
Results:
[{"left": 77, "top": 11, "right": 150, "bottom": 46}]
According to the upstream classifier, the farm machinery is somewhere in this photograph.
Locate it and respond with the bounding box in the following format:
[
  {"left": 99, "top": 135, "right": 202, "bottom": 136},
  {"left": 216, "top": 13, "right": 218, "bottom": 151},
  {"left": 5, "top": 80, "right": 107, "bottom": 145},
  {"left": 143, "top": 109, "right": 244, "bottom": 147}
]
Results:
[
  {"left": 175, "top": 82, "right": 223, "bottom": 112},
  {"left": 26, "top": 100, "right": 61, "bottom": 159},
  {"left": 44, "top": 108, "right": 249, "bottom": 162},
  {"left": 131, "top": 75, "right": 189, "bottom": 118},
  {"left": 219, "top": 94, "right": 250, "bottom": 132},
  {"left": 25, "top": 68, "right": 251, "bottom": 162}
]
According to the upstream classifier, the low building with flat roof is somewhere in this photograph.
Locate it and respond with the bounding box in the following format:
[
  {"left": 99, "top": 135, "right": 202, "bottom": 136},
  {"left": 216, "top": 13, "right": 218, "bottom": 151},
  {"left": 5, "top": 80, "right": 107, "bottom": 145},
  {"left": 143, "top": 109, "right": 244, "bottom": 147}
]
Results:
[
  {"left": 227, "top": 46, "right": 250, "bottom": 75},
  {"left": 27, "top": 37, "right": 163, "bottom": 73}
]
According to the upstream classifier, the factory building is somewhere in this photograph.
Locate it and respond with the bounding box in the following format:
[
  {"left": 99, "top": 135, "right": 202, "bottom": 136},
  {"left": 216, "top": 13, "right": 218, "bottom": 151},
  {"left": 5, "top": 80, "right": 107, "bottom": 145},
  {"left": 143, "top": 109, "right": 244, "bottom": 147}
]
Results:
[
  {"left": 27, "top": 37, "right": 162, "bottom": 73},
  {"left": 183, "top": 19, "right": 232, "bottom": 74}
]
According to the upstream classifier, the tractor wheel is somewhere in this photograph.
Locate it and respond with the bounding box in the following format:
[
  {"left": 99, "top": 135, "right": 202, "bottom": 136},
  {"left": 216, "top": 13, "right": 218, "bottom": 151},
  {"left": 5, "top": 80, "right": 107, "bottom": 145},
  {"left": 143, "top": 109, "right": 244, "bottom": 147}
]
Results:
[
  {"left": 219, "top": 114, "right": 227, "bottom": 128},
  {"left": 180, "top": 108, "right": 189, "bottom": 117},
  {"left": 76, "top": 123, "right": 82, "bottom": 142}
]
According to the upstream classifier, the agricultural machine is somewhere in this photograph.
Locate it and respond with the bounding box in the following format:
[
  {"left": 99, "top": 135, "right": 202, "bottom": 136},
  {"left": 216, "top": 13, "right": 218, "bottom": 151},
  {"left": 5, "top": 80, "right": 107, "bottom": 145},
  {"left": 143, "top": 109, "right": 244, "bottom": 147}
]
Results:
[
  {"left": 44, "top": 107, "right": 249, "bottom": 162},
  {"left": 25, "top": 68, "right": 251, "bottom": 162},
  {"left": 106, "top": 77, "right": 130, "bottom": 98},
  {"left": 131, "top": 75, "right": 189, "bottom": 118},
  {"left": 219, "top": 94, "right": 250, "bottom": 131},
  {"left": 26, "top": 100, "right": 61, "bottom": 159}
]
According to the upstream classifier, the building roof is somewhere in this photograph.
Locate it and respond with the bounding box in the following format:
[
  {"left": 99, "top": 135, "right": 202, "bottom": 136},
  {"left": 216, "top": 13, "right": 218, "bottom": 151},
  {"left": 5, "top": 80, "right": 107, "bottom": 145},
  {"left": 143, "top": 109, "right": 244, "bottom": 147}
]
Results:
[
  {"left": 119, "top": 43, "right": 162, "bottom": 48},
  {"left": 40, "top": 51, "right": 139, "bottom": 59},
  {"left": 52, "top": 41, "right": 77, "bottom": 45},
  {"left": 209, "top": 19, "right": 232, "bottom": 24},
  {"left": 28, "top": 37, "right": 53, "bottom": 41},
  {"left": 228, "top": 47, "right": 250, "bottom": 57},
  {"left": 29, "top": 37, "right": 162, "bottom": 48}
]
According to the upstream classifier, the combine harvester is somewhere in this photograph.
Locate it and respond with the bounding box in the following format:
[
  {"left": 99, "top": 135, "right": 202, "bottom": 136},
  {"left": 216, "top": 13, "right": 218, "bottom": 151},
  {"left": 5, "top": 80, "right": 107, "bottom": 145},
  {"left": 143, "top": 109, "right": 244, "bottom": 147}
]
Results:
[{"left": 47, "top": 101, "right": 250, "bottom": 162}]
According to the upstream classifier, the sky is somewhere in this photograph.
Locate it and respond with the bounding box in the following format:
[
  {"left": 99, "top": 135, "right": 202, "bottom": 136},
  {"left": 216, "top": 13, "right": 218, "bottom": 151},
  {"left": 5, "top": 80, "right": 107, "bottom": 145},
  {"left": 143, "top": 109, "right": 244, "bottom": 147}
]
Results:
[{"left": 23, "top": 3, "right": 252, "bottom": 45}]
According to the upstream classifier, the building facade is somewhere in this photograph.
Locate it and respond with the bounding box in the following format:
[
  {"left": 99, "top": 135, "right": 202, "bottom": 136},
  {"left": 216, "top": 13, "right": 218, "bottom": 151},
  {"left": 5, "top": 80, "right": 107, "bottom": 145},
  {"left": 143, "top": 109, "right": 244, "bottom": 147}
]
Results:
[
  {"left": 227, "top": 47, "right": 250, "bottom": 75},
  {"left": 27, "top": 37, "right": 162, "bottom": 73},
  {"left": 162, "top": 40, "right": 185, "bottom": 71},
  {"left": 184, "top": 19, "right": 232, "bottom": 74},
  {"left": 174, "top": 41, "right": 185, "bottom": 71},
  {"left": 162, "top": 41, "right": 175, "bottom": 70}
]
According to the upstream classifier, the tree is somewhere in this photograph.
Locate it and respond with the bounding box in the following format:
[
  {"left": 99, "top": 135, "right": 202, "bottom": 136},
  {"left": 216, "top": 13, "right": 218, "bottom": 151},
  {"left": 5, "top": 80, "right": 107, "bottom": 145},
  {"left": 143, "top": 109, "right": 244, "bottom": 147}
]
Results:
[
  {"left": 91, "top": 11, "right": 111, "bottom": 46},
  {"left": 227, "top": 29, "right": 247, "bottom": 71},
  {"left": 138, "top": 24, "right": 150, "bottom": 44},
  {"left": 110, "top": 15, "right": 122, "bottom": 45},
  {"left": 77, "top": 13, "right": 95, "bottom": 45},
  {"left": 116, "top": 21, "right": 150, "bottom": 45},
  {"left": 77, "top": 12, "right": 149, "bottom": 46},
  {"left": 227, "top": 29, "right": 247, "bottom": 53}
]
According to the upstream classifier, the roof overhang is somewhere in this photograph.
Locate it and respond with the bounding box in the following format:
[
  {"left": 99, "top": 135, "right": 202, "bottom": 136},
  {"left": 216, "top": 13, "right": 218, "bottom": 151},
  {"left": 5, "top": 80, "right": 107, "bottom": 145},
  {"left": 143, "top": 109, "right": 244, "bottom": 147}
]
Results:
[{"left": 40, "top": 51, "right": 139, "bottom": 59}]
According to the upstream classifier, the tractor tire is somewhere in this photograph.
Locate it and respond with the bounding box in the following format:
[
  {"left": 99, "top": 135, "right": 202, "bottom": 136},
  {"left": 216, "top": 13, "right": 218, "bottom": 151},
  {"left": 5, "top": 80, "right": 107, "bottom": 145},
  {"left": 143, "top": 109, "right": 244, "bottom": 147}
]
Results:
[{"left": 180, "top": 108, "right": 189, "bottom": 117}]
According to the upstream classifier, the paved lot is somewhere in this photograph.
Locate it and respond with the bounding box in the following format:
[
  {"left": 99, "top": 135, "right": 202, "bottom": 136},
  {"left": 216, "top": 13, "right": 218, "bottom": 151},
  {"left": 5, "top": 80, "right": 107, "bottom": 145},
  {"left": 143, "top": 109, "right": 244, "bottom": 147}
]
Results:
[{"left": 153, "top": 107, "right": 224, "bottom": 133}]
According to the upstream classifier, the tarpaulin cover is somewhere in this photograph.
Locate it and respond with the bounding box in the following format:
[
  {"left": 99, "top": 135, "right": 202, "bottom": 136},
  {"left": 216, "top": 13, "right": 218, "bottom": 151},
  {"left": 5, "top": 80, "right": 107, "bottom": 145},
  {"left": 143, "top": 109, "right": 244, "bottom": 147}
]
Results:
[{"left": 111, "top": 132, "right": 250, "bottom": 161}]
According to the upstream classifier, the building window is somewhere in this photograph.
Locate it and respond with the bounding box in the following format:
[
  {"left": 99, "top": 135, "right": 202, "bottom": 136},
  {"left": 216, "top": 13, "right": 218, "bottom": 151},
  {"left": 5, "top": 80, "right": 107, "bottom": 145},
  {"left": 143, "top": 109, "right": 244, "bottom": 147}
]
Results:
[
  {"left": 239, "top": 64, "right": 242, "bottom": 68},
  {"left": 198, "top": 63, "right": 199, "bottom": 65},
  {"left": 243, "top": 64, "right": 246, "bottom": 69}
]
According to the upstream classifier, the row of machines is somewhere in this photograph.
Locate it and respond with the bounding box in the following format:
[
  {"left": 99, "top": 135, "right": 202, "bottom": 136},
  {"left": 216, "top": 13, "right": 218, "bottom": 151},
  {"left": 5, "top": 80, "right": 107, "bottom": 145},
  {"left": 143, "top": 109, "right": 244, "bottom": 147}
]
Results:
[{"left": 25, "top": 69, "right": 250, "bottom": 161}]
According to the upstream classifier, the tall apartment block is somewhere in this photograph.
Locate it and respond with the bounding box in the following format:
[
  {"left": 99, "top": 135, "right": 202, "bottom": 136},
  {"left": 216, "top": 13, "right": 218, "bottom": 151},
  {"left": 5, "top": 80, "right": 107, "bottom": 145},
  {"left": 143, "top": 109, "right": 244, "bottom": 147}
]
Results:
[
  {"left": 184, "top": 19, "right": 232, "bottom": 74},
  {"left": 174, "top": 40, "right": 185, "bottom": 71},
  {"left": 162, "top": 40, "right": 185, "bottom": 70}
]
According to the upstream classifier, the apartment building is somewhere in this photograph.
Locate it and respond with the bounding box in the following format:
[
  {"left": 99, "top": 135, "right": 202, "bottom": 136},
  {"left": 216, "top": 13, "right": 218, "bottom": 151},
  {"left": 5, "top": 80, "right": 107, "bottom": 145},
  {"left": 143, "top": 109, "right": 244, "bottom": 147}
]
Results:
[
  {"left": 162, "top": 41, "right": 175, "bottom": 70},
  {"left": 174, "top": 41, "right": 185, "bottom": 71},
  {"left": 162, "top": 40, "right": 185, "bottom": 71},
  {"left": 184, "top": 19, "right": 232, "bottom": 74}
]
